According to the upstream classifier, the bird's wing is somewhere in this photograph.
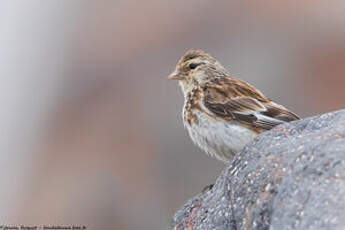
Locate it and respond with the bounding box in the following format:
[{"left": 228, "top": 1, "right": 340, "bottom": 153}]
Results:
[{"left": 203, "top": 77, "right": 300, "bottom": 131}]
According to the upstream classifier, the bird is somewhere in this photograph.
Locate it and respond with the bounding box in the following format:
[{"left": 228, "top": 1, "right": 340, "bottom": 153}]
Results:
[{"left": 168, "top": 49, "right": 300, "bottom": 163}]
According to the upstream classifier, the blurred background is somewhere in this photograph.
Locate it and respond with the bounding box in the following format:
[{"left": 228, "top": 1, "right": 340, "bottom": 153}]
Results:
[{"left": 1, "top": 1, "right": 345, "bottom": 229}]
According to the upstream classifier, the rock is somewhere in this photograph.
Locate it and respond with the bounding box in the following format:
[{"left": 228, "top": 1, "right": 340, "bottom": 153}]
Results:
[{"left": 169, "top": 110, "right": 345, "bottom": 230}]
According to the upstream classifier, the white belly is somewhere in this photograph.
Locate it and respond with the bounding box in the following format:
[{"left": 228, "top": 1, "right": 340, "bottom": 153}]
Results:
[{"left": 184, "top": 110, "right": 258, "bottom": 163}]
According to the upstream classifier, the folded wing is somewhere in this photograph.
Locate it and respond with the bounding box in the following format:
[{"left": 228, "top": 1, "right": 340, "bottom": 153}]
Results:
[{"left": 203, "top": 78, "right": 300, "bottom": 131}]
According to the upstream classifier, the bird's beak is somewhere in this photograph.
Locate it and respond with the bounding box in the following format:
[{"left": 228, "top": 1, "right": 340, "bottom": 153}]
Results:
[{"left": 168, "top": 70, "right": 184, "bottom": 80}]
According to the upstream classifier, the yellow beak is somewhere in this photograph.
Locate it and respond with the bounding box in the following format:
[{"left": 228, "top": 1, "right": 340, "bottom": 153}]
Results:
[{"left": 168, "top": 70, "right": 184, "bottom": 80}]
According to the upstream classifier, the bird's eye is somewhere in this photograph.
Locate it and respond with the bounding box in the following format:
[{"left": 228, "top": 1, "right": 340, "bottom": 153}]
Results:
[{"left": 189, "top": 63, "right": 199, "bottom": 69}]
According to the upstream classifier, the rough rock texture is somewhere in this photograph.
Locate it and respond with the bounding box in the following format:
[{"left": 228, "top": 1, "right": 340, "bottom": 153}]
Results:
[{"left": 169, "top": 110, "right": 345, "bottom": 230}]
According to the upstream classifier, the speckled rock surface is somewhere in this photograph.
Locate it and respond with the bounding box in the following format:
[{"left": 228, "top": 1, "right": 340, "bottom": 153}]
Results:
[{"left": 169, "top": 110, "right": 345, "bottom": 230}]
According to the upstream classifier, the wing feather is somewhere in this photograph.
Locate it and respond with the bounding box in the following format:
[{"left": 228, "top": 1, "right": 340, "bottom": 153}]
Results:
[{"left": 203, "top": 78, "right": 300, "bottom": 131}]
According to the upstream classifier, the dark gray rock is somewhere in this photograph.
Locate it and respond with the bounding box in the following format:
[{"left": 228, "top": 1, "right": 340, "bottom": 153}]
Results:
[{"left": 169, "top": 110, "right": 345, "bottom": 230}]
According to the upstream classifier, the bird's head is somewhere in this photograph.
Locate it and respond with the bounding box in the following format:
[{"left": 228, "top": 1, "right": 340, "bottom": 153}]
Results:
[{"left": 168, "top": 49, "right": 228, "bottom": 93}]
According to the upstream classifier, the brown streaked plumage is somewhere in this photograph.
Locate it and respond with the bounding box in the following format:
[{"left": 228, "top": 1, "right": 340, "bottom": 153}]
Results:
[
  {"left": 203, "top": 77, "right": 299, "bottom": 132},
  {"left": 169, "top": 49, "right": 299, "bottom": 163}
]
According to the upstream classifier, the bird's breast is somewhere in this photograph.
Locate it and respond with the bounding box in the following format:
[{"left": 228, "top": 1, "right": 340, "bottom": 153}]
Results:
[
  {"left": 183, "top": 108, "right": 258, "bottom": 162},
  {"left": 183, "top": 89, "right": 203, "bottom": 126}
]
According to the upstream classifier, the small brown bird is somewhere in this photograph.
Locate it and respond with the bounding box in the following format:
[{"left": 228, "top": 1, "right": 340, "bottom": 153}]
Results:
[{"left": 169, "top": 49, "right": 299, "bottom": 163}]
